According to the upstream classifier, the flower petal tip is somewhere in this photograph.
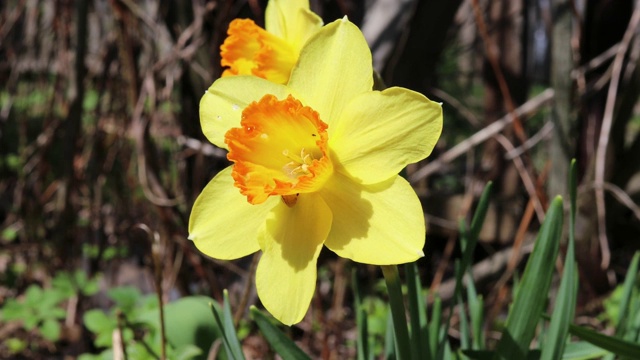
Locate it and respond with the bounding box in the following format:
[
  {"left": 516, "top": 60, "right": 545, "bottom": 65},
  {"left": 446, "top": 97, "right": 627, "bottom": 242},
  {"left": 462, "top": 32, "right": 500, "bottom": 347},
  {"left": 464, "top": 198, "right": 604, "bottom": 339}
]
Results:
[{"left": 341, "top": 15, "right": 349, "bottom": 22}]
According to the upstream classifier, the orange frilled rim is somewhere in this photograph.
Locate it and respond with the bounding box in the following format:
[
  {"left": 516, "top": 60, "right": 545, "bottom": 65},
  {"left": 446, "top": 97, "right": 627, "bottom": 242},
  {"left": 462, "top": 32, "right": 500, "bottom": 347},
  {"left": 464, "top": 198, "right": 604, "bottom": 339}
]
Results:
[
  {"left": 220, "top": 19, "right": 297, "bottom": 84},
  {"left": 225, "top": 94, "right": 333, "bottom": 205}
]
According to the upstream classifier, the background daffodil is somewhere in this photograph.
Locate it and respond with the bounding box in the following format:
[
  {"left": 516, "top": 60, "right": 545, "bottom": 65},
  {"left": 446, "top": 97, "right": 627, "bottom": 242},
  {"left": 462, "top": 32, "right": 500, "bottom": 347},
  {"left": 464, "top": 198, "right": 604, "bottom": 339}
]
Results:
[
  {"left": 190, "top": 18, "right": 443, "bottom": 325},
  {"left": 220, "top": 0, "right": 323, "bottom": 84}
]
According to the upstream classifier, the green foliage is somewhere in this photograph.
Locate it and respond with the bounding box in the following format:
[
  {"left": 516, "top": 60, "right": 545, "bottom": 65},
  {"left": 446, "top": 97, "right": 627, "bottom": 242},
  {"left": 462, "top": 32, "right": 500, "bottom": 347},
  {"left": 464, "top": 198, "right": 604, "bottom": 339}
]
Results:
[
  {"left": 0, "top": 270, "right": 99, "bottom": 344},
  {"left": 5, "top": 338, "right": 28, "bottom": 355},
  {"left": 250, "top": 306, "right": 311, "bottom": 360},
  {"left": 82, "top": 288, "right": 220, "bottom": 360},
  {"left": 209, "top": 290, "right": 243, "bottom": 360}
]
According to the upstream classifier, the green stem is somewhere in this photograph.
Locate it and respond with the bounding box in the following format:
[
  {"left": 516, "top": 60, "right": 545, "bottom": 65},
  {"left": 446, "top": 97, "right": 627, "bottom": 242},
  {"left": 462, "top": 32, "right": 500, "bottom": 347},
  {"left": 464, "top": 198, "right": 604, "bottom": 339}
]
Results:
[{"left": 381, "top": 265, "right": 412, "bottom": 360}]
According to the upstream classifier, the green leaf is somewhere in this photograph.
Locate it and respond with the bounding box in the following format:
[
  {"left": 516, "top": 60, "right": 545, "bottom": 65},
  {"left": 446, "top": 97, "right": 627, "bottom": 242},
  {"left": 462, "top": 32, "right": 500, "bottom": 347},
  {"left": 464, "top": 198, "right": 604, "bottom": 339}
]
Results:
[
  {"left": 381, "top": 265, "right": 412, "bottom": 360},
  {"left": 48, "top": 307, "right": 67, "bottom": 320},
  {"left": 494, "top": 197, "right": 564, "bottom": 359},
  {"left": 250, "top": 306, "right": 311, "bottom": 360},
  {"left": 23, "top": 313, "right": 40, "bottom": 330},
  {"left": 158, "top": 296, "right": 222, "bottom": 360},
  {"left": 352, "top": 268, "right": 371, "bottom": 360},
  {"left": 39, "top": 318, "right": 61, "bottom": 341},
  {"left": 568, "top": 323, "right": 640, "bottom": 358},
  {"left": 84, "top": 309, "right": 113, "bottom": 333},
  {"left": 466, "top": 277, "right": 483, "bottom": 350},
  {"left": 406, "top": 262, "right": 429, "bottom": 360},
  {"left": 1, "top": 227, "right": 18, "bottom": 241},
  {"left": 429, "top": 296, "right": 442, "bottom": 360},
  {"left": 52, "top": 271, "right": 76, "bottom": 298},
  {"left": 541, "top": 161, "right": 579, "bottom": 360},
  {"left": 108, "top": 287, "right": 141, "bottom": 314},
  {"left": 176, "top": 344, "right": 204, "bottom": 360},
  {"left": 1, "top": 299, "right": 28, "bottom": 321},
  {"left": 25, "top": 285, "right": 44, "bottom": 305},
  {"left": 5, "top": 338, "right": 27, "bottom": 354},
  {"left": 84, "top": 309, "right": 117, "bottom": 348},
  {"left": 615, "top": 252, "right": 640, "bottom": 334},
  {"left": 385, "top": 312, "right": 396, "bottom": 360},
  {"left": 221, "top": 290, "right": 245, "bottom": 360},
  {"left": 562, "top": 341, "right": 608, "bottom": 360}
]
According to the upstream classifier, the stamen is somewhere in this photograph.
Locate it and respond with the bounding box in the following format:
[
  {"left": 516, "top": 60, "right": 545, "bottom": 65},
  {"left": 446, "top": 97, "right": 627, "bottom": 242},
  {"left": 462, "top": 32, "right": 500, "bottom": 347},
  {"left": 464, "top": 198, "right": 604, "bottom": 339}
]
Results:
[
  {"left": 282, "top": 148, "right": 317, "bottom": 178},
  {"left": 224, "top": 94, "right": 333, "bottom": 205}
]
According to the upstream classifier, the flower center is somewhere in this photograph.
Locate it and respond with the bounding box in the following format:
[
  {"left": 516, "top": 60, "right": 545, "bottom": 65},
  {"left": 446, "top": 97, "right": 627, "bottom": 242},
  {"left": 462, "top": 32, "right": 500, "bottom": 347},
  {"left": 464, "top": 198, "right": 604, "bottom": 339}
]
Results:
[
  {"left": 225, "top": 94, "right": 333, "bottom": 205},
  {"left": 220, "top": 19, "right": 297, "bottom": 84}
]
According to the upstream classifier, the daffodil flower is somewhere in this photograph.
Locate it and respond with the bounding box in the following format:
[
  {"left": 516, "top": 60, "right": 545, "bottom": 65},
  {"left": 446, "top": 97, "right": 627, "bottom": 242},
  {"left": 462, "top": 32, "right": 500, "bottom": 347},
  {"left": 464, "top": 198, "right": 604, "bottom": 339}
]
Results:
[
  {"left": 220, "top": 0, "right": 322, "bottom": 84},
  {"left": 190, "top": 18, "right": 443, "bottom": 325}
]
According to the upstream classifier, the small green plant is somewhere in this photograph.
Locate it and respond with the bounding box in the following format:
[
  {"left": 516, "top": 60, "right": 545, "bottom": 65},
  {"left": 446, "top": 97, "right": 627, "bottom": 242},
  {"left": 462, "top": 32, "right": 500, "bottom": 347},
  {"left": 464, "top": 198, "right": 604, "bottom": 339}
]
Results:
[
  {"left": 81, "top": 286, "right": 222, "bottom": 360},
  {"left": 0, "top": 270, "right": 99, "bottom": 346}
]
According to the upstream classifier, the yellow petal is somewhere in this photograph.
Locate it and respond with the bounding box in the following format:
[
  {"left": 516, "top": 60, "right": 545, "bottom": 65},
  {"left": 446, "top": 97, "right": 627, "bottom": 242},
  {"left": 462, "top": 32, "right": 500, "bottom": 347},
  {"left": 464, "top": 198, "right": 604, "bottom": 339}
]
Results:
[
  {"left": 320, "top": 173, "right": 425, "bottom": 265},
  {"left": 265, "top": 0, "right": 322, "bottom": 51},
  {"left": 288, "top": 18, "right": 373, "bottom": 127},
  {"left": 189, "top": 166, "right": 279, "bottom": 259},
  {"left": 200, "top": 76, "right": 289, "bottom": 149},
  {"left": 255, "top": 193, "right": 332, "bottom": 325},
  {"left": 329, "top": 87, "right": 443, "bottom": 184}
]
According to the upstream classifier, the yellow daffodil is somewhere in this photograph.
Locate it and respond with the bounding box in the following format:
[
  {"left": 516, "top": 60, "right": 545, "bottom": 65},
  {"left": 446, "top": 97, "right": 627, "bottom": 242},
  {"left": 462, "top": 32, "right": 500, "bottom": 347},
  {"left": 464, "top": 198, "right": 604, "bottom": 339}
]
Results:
[
  {"left": 220, "top": 0, "right": 323, "bottom": 84},
  {"left": 190, "top": 18, "right": 443, "bottom": 325}
]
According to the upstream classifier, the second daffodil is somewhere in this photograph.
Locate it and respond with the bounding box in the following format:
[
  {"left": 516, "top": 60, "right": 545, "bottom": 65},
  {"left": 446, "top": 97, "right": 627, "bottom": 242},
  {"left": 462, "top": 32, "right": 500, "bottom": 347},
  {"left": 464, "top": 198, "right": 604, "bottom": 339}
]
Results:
[
  {"left": 220, "top": 0, "right": 322, "bottom": 84},
  {"left": 190, "top": 18, "right": 443, "bottom": 325}
]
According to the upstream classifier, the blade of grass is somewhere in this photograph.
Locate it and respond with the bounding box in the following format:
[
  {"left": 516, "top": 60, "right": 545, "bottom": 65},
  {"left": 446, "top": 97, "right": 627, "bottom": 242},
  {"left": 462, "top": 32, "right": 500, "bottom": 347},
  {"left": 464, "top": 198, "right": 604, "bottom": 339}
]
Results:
[
  {"left": 352, "top": 268, "right": 370, "bottom": 360},
  {"left": 561, "top": 341, "right": 608, "bottom": 360},
  {"left": 456, "top": 264, "right": 470, "bottom": 352},
  {"left": 494, "top": 196, "right": 564, "bottom": 360},
  {"left": 385, "top": 312, "right": 396, "bottom": 360},
  {"left": 615, "top": 251, "right": 640, "bottom": 334},
  {"left": 440, "top": 183, "right": 492, "bottom": 359},
  {"left": 457, "top": 293, "right": 471, "bottom": 354},
  {"left": 406, "top": 262, "right": 429, "bottom": 360},
  {"left": 568, "top": 323, "right": 640, "bottom": 358},
  {"left": 221, "top": 290, "right": 244, "bottom": 360},
  {"left": 249, "top": 306, "right": 311, "bottom": 360},
  {"left": 429, "top": 296, "right": 442, "bottom": 360},
  {"left": 459, "top": 182, "right": 493, "bottom": 281},
  {"left": 465, "top": 274, "right": 484, "bottom": 350},
  {"left": 210, "top": 301, "right": 242, "bottom": 360},
  {"left": 541, "top": 161, "right": 579, "bottom": 360},
  {"left": 381, "top": 265, "right": 412, "bottom": 360}
]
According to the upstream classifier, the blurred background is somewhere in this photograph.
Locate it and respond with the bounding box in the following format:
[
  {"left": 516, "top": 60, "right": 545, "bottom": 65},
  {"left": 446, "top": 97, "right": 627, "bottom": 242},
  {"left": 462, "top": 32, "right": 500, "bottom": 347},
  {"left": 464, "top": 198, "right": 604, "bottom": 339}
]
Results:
[{"left": 1, "top": 0, "right": 640, "bottom": 358}]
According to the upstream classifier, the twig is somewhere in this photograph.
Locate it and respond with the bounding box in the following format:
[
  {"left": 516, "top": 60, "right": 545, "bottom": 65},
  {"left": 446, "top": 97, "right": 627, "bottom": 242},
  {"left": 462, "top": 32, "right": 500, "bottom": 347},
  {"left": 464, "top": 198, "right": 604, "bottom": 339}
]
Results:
[
  {"left": 494, "top": 135, "right": 546, "bottom": 222},
  {"left": 429, "top": 87, "right": 481, "bottom": 127},
  {"left": 594, "top": 2, "right": 640, "bottom": 269},
  {"left": 470, "top": 0, "right": 528, "bottom": 145},
  {"left": 132, "top": 72, "right": 181, "bottom": 207},
  {"left": 233, "top": 252, "right": 260, "bottom": 325},
  {"left": 409, "top": 89, "right": 555, "bottom": 183},
  {"left": 115, "top": 310, "right": 129, "bottom": 360},
  {"left": 177, "top": 136, "right": 228, "bottom": 158},
  {"left": 505, "top": 121, "right": 554, "bottom": 160},
  {"left": 571, "top": 43, "right": 621, "bottom": 79},
  {"left": 590, "top": 182, "right": 640, "bottom": 223}
]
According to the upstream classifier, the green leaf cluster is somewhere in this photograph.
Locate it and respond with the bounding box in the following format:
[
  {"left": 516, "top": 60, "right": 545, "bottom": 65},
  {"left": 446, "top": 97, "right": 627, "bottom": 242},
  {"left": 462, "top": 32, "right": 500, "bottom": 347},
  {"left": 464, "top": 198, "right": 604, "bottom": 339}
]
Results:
[
  {"left": 0, "top": 270, "right": 99, "bottom": 347},
  {"left": 81, "top": 287, "right": 221, "bottom": 360}
]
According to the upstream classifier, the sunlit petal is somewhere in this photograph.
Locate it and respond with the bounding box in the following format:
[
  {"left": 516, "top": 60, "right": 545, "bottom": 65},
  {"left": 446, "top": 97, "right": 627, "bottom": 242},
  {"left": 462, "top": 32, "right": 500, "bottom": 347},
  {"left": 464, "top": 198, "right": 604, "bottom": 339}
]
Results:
[
  {"left": 189, "top": 166, "right": 279, "bottom": 259},
  {"left": 255, "top": 193, "right": 332, "bottom": 325},
  {"left": 329, "top": 87, "right": 443, "bottom": 183},
  {"left": 265, "top": 0, "right": 323, "bottom": 50},
  {"left": 288, "top": 18, "right": 373, "bottom": 127},
  {"left": 200, "top": 76, "right": 289, "bottom": 149},
  {"left": 321, "top": 173, "right": 425, "bottom": 265}
]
